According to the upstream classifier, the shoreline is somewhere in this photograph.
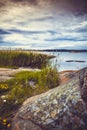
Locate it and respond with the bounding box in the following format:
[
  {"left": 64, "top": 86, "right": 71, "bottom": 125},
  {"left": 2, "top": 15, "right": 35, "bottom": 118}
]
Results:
[{"left": 0, "top": 67, "right": 77, "bottom": 83}]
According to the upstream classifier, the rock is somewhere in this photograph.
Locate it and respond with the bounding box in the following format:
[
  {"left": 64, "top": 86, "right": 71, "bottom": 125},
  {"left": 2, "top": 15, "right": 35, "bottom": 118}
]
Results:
[
  {"left": 12, "top": 67, "right": 87, "bottom": 130},
  {"left": 79, "top": 67, "right": 87, "bottom": 103},
  {"left": 12, "top": 118, "right": 42, "bottom": 130}
]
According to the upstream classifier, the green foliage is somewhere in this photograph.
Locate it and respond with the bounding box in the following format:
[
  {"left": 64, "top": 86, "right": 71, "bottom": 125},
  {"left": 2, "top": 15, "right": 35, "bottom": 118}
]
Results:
[
  {"left": 11, "top": 67, "right": 60, "bottom": 89},
  {"left": 0, "top": 50, "right": 52, "bottom": 69},
  {"left": 37, "top": 67, "right": 60, "bottom": 88},
  {"left": 0, "top": 67, "right": 60, "bottom": 117}
]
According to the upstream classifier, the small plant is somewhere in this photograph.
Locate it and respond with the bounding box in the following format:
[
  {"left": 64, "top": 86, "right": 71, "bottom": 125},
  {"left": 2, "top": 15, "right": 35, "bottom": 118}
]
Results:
[
  {"left": 0, "top": 117, "right": 11, "bottom": 130},
  {"left": 0, "top": 84, "right": 9, "bottom": 93}
]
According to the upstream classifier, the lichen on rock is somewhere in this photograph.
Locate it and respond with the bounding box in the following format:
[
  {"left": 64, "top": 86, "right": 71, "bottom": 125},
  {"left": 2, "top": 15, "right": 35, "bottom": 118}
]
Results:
[
  {"left": 12, "top": 67, "right": 87, "bottom": 130},
  {"left": 79, "top": 67, "right": 87, "bottom": 104}
]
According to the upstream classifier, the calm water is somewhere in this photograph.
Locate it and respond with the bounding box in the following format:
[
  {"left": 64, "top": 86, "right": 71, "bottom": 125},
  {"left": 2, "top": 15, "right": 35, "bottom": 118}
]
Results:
[{"left": 44, "top": 52, "right": 87, "bottom": 71}]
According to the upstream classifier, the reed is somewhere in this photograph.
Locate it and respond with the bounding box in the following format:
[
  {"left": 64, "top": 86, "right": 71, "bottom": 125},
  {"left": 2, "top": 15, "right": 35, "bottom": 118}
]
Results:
[{"left": 0, "top": 50, "right": 53, "bottom": 69}]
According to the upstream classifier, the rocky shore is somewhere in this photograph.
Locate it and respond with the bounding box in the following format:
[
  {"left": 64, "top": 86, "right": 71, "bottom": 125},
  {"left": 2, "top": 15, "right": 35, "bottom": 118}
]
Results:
[{"left": 11, "top": 67, "right": 87, "bottom": 130}]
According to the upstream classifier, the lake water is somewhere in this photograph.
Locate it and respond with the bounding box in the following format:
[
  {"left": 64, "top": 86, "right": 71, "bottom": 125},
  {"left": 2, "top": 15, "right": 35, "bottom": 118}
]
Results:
[{"left": 44, "top": 52, "right": 87, "bottom": 71}]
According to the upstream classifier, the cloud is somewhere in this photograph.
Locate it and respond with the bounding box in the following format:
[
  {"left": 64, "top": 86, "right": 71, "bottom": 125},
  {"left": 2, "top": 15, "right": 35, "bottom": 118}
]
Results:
[
  {"left": 9, "top": 29, "right": 46, "bottom": 34},
  {"left": 0, "top": 0, "right": 87, "bottom": 49},
  {"left": 0, "top": 1, "right": 5, "bottom": 7},
  {"left": 0, "top": 29, "right": 10, "bottom": 35},
  {"left": 12, "top": 0, "right": 37, "bottom": 4},
  {"left": 0, "top": 0, "right": 87, "bottom": 14}
]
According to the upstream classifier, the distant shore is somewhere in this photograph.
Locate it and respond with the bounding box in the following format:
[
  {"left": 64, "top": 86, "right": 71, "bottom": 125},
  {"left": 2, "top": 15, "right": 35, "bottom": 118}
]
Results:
[
  {"left": 0, "top": 49, "right": 87, "bottom": 53},
  {"left": 26, "top": 49, "right": 87, "bottom": 53}
]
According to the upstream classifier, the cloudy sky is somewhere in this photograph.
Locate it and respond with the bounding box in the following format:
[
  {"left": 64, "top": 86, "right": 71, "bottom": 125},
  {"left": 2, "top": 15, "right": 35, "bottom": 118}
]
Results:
[{"left": 0, "top": 0, "right": 87, "bottom": 49}]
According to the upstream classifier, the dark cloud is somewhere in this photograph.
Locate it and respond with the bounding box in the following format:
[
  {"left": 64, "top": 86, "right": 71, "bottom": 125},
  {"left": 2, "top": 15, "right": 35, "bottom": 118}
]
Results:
[
  {"left": 0, "top": 2, "right": 5, "bottom": 7},
  {"left": 76, "top": 28, "right": 87, "bottom": 33},
  {"left": 45, "top": 37, "right": 87, "bottom": 42},
  {"left": 47, "top": 31, "right": 57, "bottom": 35},
  {"left": 50, "top": 0, "right": 87, "bottom": 14},
  {"left": 45, "top": 37, "right": 76, "bottom": 42},
  {"left": 9, "top": 29, "right": 45, "bottom": 34},
  {"left": 0, "top": 0, "right": 87, "bottom": 14},
  {"left": 0, "top": 29, "right": 10, "bottom": 35},
  {"left": 11, "top": 0, "right": 38, "bottom": 5}
]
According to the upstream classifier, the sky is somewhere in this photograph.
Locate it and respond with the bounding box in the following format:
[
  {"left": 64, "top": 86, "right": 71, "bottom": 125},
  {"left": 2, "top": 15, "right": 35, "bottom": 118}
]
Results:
[{"left": 0, "top": 0, "right": 87, "bottom": 50}]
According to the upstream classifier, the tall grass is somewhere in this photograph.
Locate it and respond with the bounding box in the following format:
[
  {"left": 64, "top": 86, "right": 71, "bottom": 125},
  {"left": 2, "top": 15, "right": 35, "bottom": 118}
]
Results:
[{"left": 0, "top": 50, "right": 53, "bottom": 69}]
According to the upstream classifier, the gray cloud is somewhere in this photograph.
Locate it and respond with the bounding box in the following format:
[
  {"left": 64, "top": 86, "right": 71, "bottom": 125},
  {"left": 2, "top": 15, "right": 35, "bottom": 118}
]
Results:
[
  {"left": 0, "top": 0, "right": 87, "bottom": 49},
  {"left": 0, "top": 0, "right": 87, "bottom": 14},
  {"left": 11, "top": 0, "right": 38, "bottom": 5},
  {"left": 0, "top": 2, "right": 5, "bottom": 7},
  {"left": 76, "top": 28, "right": 87, "bottom": 33},
  {"left": 0, "top": 29, "right": 10, "bottom": 35},
  {"left": 9, "top": 29, "right": 46, "bottom": 34}
]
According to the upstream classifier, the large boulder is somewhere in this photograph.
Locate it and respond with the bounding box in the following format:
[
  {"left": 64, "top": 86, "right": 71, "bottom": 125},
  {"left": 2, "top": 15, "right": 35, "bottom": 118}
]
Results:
[{"left": 12, "top": 67, "right": 87, "bottom": 130}]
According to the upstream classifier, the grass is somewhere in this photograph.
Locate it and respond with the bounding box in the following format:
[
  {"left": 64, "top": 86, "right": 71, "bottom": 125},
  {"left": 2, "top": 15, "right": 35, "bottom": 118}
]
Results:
[
  {"left": 0, "top": 67, "right": 60, "bottom": 129},
  {"left": 0, "top": 50, "right": 54, "bottom": 69},
  {"left": 0, "top": 49, "right": 59, "bottom": 129}
]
